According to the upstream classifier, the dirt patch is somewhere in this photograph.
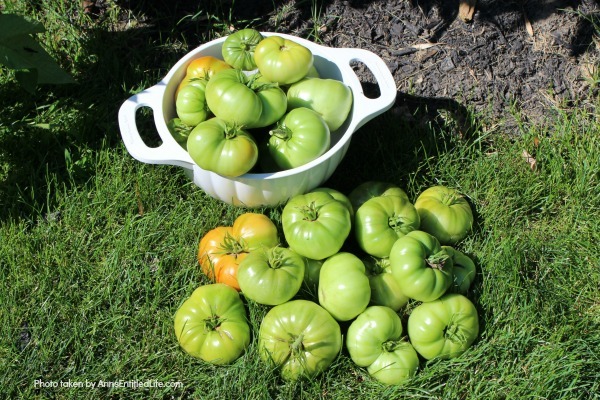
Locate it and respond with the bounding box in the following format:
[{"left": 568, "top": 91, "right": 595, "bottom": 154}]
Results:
[
  {"left": 91, "top": 0, "right": 599, "bottom": 131},
  {"left": 304, "top": 0, "right": 600, "bottom": 130}
]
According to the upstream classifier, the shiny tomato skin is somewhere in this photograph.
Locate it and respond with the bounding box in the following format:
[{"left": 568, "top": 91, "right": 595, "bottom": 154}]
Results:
[
  {"left": 173, "top": 283, "right": 250, "bottom": 365},
  {"left": 258, "top": 300, "right": 342, "bottom": 380},
  {"left": 254, "top": 36, "right": 314, "bottom": 85},
  {"left": 407, "top": 293, "right": 479, "bottom": 360},
  {"left": 186, "top": 117, "right": 258, "bottom": 177}
]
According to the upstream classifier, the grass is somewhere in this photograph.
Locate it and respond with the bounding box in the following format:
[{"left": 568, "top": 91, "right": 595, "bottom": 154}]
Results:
[{"left": 1, "top": 1, "right": 599, "bottom": 399}]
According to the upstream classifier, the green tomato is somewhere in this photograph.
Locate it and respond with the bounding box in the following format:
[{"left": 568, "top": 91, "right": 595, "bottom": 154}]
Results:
[
  {"left": 173, "top": 283, "right": 250, "bottom": 365},
  {"left": 318, "top": 252, "right": 371, "bottom": 321},
  {"left": 286, "top": 77, "right": 353, "bottom": 131},
  {"left": 407, "top": 293, "right": 479, "bottom": 360},
  {"left": 301, "top": 257, "right": 323, "bottom": 297},
  {"left": 237, "top": 246, "right": 305, "bottom": 306},
  {"left": 363, "top": 256, "right": 409, "bottom": 312},
  {"left": 205, "top": 69, "right": 262, "bottom": 127},
  {"left": 414, "top": 185, "right": 474, "bottom": 245},
  {"left": 355, "top": 195, "right": 420, "bottom": 258},
  {"left": 221, "top": 28, "right": 263, "bottom": 71},
  {"left": 347, "top": 306, "right": 419, "bottom": 385},
  {"left": 312, "top": 187, "right": 354, "bottom": 219},
  {"left": 254, "top": 35, "right": 314, "bottom": 85},
  {"left": 443, "top": 246, "right": 476, "bottom": 293},
  {"left": 258, "top": 299, "right": 342, "bottom": 380},
  {"left": 348, "top": 181, "right": 409, "bottom": 211},
  {"left": 267, "top": 107, "right": 330, "bottom": 169},
  {"left": 389, "top": 230, "right": 454, "bottom": 302},
  {"left": 282, "top": 191, "right": 351, "bottom": 260},
  {"left": 186, "top": 117, "right": 258, "bottom": 177},
  {"left": 175, "top": 79, "right": 209, "bottom": 126},
  {"left": 167, "top": 118, "right": 193, "bottom": 149},
  {"left": 245, "top": 73, "right": 287, "bottom": 129}
]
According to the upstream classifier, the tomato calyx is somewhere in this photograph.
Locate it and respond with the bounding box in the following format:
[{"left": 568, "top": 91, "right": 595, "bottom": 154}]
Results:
[
  {"left": 439, "top": 191, "right": 465, "bottom": 207},
  {"left": 219, "top": 232, "right": 247, "bottom": 257},
  {"left": 203, "top": 314, "right": 224, "bottom": 332},
  {"left": 443, "top": 316, "right": 471, "bottom": 344},
  {"left": 269, "top": 124, "right": 293, "bottom": 141},
  {"left": 426, "top": 251, "right": 450, "bottom": 270},
  {"left": 266, "top": 247, "right": 288, "bottom": 270},
  {"left": 298, "top": 201, "right": 322, "bottom": 222},
  {"left": 382, "top": 338, "right": 408, "bottom": 353},
  {"left": 388, "top": 215, "right": 412, "bottom": 234}
]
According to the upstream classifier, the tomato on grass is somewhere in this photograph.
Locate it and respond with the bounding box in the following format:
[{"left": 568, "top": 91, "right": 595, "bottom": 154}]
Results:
[
  {"left": 237, "top": 246, "right": 305, "bottom": 306},
  {"left": 198, "top": 213, "right": 279, "bottom": 290},
  {"left": 407, "top": 293, "right": 479, "bottom": 360},
  {"left": 389, "top": 230, "right": 454, "bottom": 302},
  {"left": 414, "top": 185, "right": 474, "bottom": 245},
  {"left": 354, "top": 194, "right": 420, "bottom": 258},
  {"left": 282, "top": 191, "right": 351, "bottom": 260},
  {"left": 318, "top": 252, "right": 371, "bottom": 321},
  {"left": 347, "top": 306, "right": 419, "bottom": 385},
  {"left": 174, "top": 283, "right": 250, "bottom": 365},
  {"left": 258, "top": 299, "right": 342, "bottom": 380}
]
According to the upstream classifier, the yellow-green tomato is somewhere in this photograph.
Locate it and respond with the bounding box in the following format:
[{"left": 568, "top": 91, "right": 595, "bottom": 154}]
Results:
[
  {"left": 282, "top": 191, "right": 352, "bottom": 260},
  {"left": 389, "top": 230, "right": 454, "bottom": 302},
  {"left": 407, "top": 293, "right": 479, "bottom": 360},
  {"left": 258, "top": 300, "right": 342, "bottom": 380},
  {"left": 347, "top": 306, "right": 419, "bottom": 385},
  {"left": 355, "top": 195, "right": 420, "bottom": 258},
  {"left": 205, "top": 69, "right": 263, "bottom": 127},
  {"left": 267, "top": 107, "right": 330, "bottom": 170},
  {"left": 245, "top": 73, "right": 287, "bottom": 129},
  {"left": 363, "top": 256, "right": 409, "bottom": 312},
  {"left": 414, "top": 185, "right": 474, "bottom": 245},
  {"left": 173, "top": 283, "right": 250, "bottom": 365},
  {"left": 318, "top": 252, "right": 371, "bottom": 321},
  {"left": 175, "top": 80, "right": 209, "bottom": 126},
  {"left": 286, "top": 77, "right": 353, "bottom": 131},
  {"left": 186, "top": 117, "right": 258, "bottom": 177},
  {"left": 237, "top": 246, "right": 305, "bottom": 306},
  {"left": 254, "top": 35, "right": 314, "bottom": 85}
]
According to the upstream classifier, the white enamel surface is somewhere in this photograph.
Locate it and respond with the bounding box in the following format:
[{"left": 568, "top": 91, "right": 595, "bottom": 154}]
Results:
[{"left": 118, "top": 32, "right": 396, "bottom": 207}]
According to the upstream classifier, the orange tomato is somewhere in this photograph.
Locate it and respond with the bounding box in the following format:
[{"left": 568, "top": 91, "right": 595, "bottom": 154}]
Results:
[
  {"left": 197, "top": 213, "right": 279, "bottom": 290},
  {"left": 177, "top": 56, "right": 232, "bottom": 94}
]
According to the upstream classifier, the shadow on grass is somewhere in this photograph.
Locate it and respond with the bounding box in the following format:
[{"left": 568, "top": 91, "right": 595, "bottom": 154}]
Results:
[{"left": 0, "top": 0, "right": 482, "bottom": 222}]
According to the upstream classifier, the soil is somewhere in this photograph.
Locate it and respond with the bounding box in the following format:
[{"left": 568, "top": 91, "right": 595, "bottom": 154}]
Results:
[{"left": 90, "top": 0, "right": 600, "bottom": 132}]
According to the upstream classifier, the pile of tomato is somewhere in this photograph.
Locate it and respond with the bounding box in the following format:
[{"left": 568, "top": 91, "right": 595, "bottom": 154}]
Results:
[
  {"left": 167, "top": 29, "right": 353, "bottom": 176},
  {"left": 173, "top": 182, "right": 481, "bottom": 385}
]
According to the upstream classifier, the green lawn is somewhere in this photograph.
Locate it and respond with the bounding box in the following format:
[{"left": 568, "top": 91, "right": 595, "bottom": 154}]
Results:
[{"left": 1, "top": 1, "right": 599, "bottom": 399}]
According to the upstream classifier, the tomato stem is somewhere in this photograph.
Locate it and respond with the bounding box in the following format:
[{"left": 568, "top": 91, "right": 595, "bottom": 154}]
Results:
[
  {"left": 269, "top": 125, "right": 292, "bottom": 141},
  {"left": 444, "top": 317, "right": 469, "bottom": 344},
  {"left": 204, "top": 314, "right": 223, "bottom": 331},
  {"left": 426, "top": 250, "right": 450, "bottom": 270},
  {"left": 267, "top": 247, "right": 285, "bottom": 269},
  {"left": 220, "top": 232, "right": 246, "bottom": 255},
  {"left": 388, "top": 215, "right": 411, "bottom": 234},
  {"left": 382, "top": 339, "right": 405, "bottom": 352},
  {"left": 297, "top": 201, "right": 320, "bottom": 222},
  {"left": 290, "top": 333, "right": 305, "bottom": 353}
]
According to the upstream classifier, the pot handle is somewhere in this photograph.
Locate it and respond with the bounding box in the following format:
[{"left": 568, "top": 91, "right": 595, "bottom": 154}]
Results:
[
  {"left": 330, "top": 47, "right": 397, "bottom": 129},
  {"left": 118, "top": 83, "right": 194, "bottom": 169}
]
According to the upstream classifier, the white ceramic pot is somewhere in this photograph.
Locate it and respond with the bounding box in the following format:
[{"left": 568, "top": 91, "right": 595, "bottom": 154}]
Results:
[{"left": 118, "top": 32, "right": 396, "bottom": 207}]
